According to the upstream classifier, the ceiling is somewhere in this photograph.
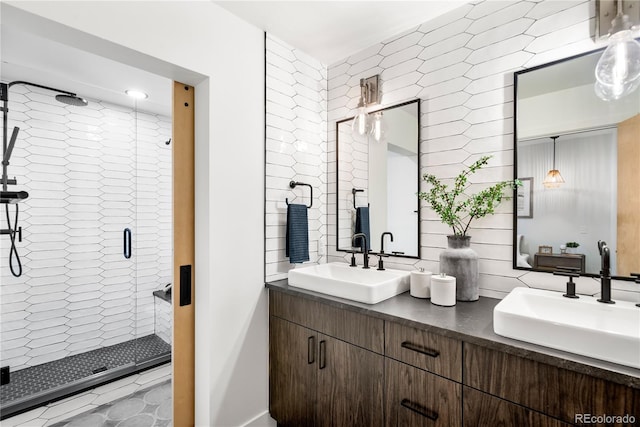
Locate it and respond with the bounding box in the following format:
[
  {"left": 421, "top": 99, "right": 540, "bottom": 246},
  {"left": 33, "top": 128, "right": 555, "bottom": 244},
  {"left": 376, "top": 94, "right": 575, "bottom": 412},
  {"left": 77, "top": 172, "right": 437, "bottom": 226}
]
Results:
[
  {"left": 1, "top": 1, "right": 468, "bottom": 113},
  {"left": 214, "top": 1, "right": 469, "bottom": 65},
  {"left": 0, "top": 23, "right": 172, "bottom": 116}
]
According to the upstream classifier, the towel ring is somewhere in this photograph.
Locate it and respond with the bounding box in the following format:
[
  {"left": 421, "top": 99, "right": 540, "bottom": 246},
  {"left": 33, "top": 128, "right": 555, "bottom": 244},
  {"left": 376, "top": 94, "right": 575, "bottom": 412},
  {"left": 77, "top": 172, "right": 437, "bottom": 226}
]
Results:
[
  {"left": 286, "top": 180, "right": 313, "bottom": 208},
  {"left": 352, "top": 188, "right": 369, "bottom": 209}
]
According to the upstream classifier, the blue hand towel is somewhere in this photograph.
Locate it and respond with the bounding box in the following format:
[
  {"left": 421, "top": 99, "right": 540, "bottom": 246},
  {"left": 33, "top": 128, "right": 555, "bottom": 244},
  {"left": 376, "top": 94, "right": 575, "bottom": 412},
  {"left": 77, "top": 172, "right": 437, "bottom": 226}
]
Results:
[
  {"left": 355, "top": 206, "right": 370, "bottom": 251},
  {"left": 286, "top": 204, "right": 310, "bottom": 264}
]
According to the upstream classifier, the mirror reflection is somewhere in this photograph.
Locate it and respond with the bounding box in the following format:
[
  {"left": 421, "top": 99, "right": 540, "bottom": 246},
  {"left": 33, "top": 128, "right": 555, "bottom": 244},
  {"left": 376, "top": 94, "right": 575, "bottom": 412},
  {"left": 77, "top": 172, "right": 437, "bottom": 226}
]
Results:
[
  {"left": 515, "top": 49, "right": 640, "bottom": 277},
  {"left": 336, "top": 100, "right": 419, "bottom": 257}
]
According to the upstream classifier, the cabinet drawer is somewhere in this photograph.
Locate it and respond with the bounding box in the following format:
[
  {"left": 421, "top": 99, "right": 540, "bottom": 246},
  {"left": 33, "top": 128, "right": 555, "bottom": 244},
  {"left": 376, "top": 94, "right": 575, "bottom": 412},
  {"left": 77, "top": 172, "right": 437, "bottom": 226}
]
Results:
[
  {"left": 385, "top": 322, "right": 462, "bottom": 382},
  {"left": 464, "top": 343, "right": 640, "bottom": 425},
  {"left": 463, "top": 387, "right": 570, "bottom": 427},
  {"left": 385, "top": 358, "right": 461, "bottom": 427},
  {"left": 270, "top": 290, "right": 384, "bottom": 353}
]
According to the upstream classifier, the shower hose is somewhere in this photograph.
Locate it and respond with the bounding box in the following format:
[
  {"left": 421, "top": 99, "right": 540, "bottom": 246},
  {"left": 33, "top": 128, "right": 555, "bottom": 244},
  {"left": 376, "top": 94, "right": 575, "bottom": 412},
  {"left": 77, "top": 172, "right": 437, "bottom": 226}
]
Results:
[{"left": 5, "top": 203, "right": 22, "bottom": 277}]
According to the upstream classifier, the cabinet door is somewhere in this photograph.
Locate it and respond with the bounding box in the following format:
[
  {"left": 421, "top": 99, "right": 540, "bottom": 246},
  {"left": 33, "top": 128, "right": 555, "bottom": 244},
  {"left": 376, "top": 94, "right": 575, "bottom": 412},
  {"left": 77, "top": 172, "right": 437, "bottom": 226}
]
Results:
[
  {"left": 385, "top": 359, "right": 461, "bottom": 427},
  {"left": 463, "top": 387, "right": 570, "bottom": 427},
  {"left": 317, "top": 334, "right": 384, "bottom": 427},
  {"left": 269, "top": 316, "right": 317, "bottom": 426}
]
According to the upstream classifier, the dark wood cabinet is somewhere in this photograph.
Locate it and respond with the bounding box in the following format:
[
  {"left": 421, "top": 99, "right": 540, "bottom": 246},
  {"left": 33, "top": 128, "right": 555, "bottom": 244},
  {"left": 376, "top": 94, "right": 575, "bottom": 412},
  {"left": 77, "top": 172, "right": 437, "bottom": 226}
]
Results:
[
  {"left": 317, "top": 334, "right": 384, "bottom": 427},
  {"left": 533, "top": 253, "right": 585, "bottom": 273},
  {"left": 269, "top": 316, "right": 317, "bottom": 426},
  {"left": 463, "top": 387, "right": 570, "bottom": 427},
  {"left": 385, "top": 358, "right": 461, "bottom": 426},
  {"left": 464, "top": 343, "right": 640, "bottom": 426},
  {"left": 385, "top": 322, "right": 462, "bottom": 382},
  {"left": 269, "top": 293, "right": 384, "bottom": 426},
  {"left": 269, "top": 290, "right": 640, "bottom": 427}
]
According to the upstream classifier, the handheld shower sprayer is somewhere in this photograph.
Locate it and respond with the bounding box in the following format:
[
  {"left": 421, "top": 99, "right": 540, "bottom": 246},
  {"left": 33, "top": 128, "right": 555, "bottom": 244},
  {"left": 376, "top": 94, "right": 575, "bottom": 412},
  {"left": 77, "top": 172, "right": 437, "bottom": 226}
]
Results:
[{"left": 1, "top": 80, "right": 88, "bottom": 277}]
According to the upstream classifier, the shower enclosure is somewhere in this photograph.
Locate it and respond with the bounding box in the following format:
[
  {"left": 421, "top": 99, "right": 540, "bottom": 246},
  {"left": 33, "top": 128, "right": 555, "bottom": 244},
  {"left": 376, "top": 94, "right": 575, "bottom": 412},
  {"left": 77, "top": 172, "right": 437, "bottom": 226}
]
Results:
[{"left": 0, "top": 80, "right": 172, "bottom": 419}]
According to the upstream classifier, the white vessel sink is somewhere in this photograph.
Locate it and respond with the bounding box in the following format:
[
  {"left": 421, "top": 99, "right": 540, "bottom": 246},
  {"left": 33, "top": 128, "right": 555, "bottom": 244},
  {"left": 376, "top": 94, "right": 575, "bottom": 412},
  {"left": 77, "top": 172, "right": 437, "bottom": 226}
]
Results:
[
  {"left": 494, "top": 287, "right": 640, "bottom": 369},
  {"left": 288, "top": 262, "right": 410, "bottom": 304}
]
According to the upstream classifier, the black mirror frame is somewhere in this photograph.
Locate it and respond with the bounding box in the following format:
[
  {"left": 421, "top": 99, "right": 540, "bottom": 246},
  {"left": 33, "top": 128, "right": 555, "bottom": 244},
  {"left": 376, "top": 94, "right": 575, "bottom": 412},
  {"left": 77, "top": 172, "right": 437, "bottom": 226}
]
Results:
[
  {"left": 335, "top": 98, "right": 421, "bottom": 259},
  {"left": 512, "top": 44, "right": 638, "bottom": 281}
]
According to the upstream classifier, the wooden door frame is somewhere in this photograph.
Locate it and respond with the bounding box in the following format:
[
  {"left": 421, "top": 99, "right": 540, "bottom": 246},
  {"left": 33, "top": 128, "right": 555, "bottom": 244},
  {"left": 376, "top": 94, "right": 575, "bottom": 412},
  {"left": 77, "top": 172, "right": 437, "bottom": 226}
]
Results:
[{"left": 172, "top": 81, "right": 195, "bottom": 427}]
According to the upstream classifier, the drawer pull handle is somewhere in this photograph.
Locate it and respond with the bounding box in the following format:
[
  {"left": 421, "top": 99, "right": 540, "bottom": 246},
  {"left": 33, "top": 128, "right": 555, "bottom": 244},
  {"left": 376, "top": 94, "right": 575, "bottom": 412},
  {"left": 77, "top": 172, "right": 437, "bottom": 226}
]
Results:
[
  {"left": 308, "top": 336, "right": 315, "bottom": 364},
  {"left": 319, "top": 340, "right": 326, "bottom": 369},
  {"left": 401, "top": 399, "right": 438, "bottom": 421},
  {"left": 401, "top": 341, "right": 440, "bottom": 358}
]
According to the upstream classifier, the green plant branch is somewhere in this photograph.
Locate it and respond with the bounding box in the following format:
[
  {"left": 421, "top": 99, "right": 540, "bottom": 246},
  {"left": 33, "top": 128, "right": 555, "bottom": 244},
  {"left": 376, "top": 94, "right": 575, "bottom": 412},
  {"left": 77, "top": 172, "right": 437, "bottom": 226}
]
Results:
[{"left": 418, "top": 156, "right": 520, "bottom": 237}]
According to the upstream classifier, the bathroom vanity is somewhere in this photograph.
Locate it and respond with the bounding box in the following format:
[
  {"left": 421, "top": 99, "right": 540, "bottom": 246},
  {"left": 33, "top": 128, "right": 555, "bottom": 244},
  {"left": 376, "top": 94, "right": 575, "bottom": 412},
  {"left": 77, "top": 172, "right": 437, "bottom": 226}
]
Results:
[{"left": 267, "top": 282, "right": 640, "bottom": 426}]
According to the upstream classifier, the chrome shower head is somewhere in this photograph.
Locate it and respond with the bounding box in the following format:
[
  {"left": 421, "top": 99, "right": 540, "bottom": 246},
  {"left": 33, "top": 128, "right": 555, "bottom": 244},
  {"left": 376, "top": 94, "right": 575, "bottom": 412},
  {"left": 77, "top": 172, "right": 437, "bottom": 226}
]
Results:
[{"left": 55, "top": 94, "right": 88, "bottom": 107}]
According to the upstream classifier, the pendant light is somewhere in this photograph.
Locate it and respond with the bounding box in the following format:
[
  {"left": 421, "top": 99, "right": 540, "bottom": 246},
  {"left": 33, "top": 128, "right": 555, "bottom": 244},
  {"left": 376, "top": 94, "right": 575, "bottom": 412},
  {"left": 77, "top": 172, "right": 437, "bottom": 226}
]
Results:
[
  {"left": 594, "top": 0, "right": 640, "bottom": 101},
  {"left": 543, "top": 136, "right": 565, "bottom": 189}
]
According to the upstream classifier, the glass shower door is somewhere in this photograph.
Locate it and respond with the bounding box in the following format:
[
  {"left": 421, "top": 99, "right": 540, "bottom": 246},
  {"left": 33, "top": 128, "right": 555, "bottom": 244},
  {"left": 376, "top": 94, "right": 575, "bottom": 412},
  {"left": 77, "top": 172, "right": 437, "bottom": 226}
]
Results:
[{"left": 132, "top": 104, "right": 172, "bottom": 366}]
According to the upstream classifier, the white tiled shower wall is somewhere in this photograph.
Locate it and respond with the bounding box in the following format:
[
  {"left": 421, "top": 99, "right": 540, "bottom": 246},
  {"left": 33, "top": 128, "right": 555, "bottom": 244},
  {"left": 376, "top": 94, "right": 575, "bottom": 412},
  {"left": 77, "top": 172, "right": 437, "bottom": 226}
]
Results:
[
  {"left": 0, "top": 84, "right": 172, "bottom": 370},
  {"left": 267, "top": 0, "right": 640, "bottom": 303},
  {"left": 265, "top": 34, "right": 328, "bottom": 282}
]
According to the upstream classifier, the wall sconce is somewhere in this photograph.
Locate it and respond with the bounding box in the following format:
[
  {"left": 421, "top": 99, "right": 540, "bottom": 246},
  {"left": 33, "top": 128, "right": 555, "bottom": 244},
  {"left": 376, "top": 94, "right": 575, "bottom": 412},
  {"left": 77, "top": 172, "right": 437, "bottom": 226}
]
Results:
[
  {"left": 351, "top": 75, "right": 380, "bottom": 140},
  {"left": 594, "top": 0, "right": 640, "bottom": 100},
  {"left": 543, "top": 136, "right": 565, "bottom": 189}
]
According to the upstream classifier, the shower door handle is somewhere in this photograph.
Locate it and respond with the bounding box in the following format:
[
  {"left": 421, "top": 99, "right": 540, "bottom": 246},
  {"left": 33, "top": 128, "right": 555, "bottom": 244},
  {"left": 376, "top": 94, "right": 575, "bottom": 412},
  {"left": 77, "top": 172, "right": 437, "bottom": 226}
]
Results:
[{"left": 123, "top": 228, "right": 132, "bottom": 259}]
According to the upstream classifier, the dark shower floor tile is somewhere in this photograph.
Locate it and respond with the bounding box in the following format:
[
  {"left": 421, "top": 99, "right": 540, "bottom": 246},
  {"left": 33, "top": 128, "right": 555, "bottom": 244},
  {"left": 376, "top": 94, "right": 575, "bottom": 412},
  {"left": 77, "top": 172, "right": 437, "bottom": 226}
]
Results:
[{"left": 0, "top": 334, "right": 170, "bottom": 406}]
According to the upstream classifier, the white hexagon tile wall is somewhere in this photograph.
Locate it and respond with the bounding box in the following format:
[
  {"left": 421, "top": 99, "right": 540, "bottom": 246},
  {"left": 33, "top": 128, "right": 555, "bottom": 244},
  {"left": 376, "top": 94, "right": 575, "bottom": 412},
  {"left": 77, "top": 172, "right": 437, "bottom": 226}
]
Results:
[
  {"left": 0, "top": 84, "right": 172, "bottom": 370},
  {"left": 265, "top": 34, "right": 328, "bottom": 282},
  {"left": 266, "top": 0, "right": 640, "bottom": 303}
]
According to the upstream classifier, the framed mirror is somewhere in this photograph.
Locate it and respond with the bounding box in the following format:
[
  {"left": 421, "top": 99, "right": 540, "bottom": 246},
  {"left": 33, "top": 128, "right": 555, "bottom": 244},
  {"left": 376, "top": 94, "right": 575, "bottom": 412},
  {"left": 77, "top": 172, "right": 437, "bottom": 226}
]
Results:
[
  {"left": 513, "top": 47, "right": 640, "bottom": 279},
  {"left": 336, "top": 99, "right": 420, "bottom": 258}
]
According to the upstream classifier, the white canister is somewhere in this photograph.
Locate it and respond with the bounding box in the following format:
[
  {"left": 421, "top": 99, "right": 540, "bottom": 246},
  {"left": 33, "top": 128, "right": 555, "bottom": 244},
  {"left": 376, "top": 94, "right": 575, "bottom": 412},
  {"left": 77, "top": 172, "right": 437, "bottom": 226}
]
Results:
[
  {"left": 410, "top": 268, "right": 432, "bottom": 298},
  {"left": 430, "top": 273, "right": 456, "bottom": 306}
]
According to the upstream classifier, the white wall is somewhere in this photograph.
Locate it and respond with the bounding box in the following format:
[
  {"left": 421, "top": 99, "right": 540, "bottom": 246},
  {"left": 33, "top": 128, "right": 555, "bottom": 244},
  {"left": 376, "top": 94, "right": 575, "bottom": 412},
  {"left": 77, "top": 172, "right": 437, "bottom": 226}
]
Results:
[
  {"left": 2, "top": 2, "right": 267, "bottom": 425},
  {"left": 387, "top": 151, "right": 419, "bottom": 255},
  {"left": 326, "top": 0, "right": 640, "bottom": 303}
]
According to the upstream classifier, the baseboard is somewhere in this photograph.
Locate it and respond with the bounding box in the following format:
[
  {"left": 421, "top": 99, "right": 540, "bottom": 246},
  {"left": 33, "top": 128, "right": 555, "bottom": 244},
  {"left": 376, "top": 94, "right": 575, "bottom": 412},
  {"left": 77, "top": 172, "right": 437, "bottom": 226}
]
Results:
[{"left": 242, "top": 410, "right": 277, "bottom": 427}]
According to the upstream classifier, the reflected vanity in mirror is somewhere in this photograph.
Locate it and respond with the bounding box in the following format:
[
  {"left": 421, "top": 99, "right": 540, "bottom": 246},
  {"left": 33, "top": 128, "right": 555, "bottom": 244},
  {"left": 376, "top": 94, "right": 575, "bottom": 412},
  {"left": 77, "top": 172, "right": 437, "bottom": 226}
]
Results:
[
  {"left": 514, "top": 48, "right": 640, "bottom": 278},
  {"left": 336, "top": 99, "right": 420, "bottom": 257}
]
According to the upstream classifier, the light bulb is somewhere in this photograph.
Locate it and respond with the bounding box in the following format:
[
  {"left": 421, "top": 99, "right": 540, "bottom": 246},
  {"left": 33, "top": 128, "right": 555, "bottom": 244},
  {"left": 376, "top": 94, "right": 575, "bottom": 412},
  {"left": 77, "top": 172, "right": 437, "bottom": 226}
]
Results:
[
  {"left": 370, "top": 112, "right": 384, "bottom": 142},
  {"left": 351, "top": 103, "right": 370, "bottom": 140},
  {"left": 594, "top": 30, "right": 640, "bottom": 101}
]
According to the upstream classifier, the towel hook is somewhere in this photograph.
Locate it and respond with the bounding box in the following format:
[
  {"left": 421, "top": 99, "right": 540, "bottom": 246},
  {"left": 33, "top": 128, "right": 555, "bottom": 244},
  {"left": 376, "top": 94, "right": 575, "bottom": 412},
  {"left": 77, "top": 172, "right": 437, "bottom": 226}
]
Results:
[
  {"left": 352, "top": 188, "right": 370, "bottom": 209},
  {"left": 286, "top": 180, "right": 313, "bottom": 208}
]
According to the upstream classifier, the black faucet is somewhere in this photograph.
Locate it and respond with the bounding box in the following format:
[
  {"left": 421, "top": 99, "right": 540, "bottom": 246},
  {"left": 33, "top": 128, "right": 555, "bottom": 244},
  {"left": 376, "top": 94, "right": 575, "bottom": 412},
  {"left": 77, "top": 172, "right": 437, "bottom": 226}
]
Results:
[
  {"left": 377, "top": 232, "right": 394, "bottom": 270},
  {"left": 352, "top": 233, "right": 369, "bottom": 269},
  {"left": 553, "top": 267, "right": 580, "bottom": 299},
  {"left": 380, "top": 232, "right": 393, "bottom": 254},
  {"left": 597, "top": 241, "right": 614, "bottom": 304}
]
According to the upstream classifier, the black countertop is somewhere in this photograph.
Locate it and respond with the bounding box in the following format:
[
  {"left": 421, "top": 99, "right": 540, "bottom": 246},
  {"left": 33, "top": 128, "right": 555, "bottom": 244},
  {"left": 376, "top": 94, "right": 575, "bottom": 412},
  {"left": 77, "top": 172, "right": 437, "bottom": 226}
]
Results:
[{"left": 266, "top": 279, "right": 640, "bottom": 389}]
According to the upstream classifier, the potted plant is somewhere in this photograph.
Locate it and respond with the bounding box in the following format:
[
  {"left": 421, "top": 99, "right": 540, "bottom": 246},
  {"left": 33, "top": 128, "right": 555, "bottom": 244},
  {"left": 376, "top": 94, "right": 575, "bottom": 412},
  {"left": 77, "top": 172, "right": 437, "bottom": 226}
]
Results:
[
  {"left": 418, "top": 156, "right": 519, "bottom": 301},
  {"left": 566, "top": 242, "right": 580, "bottom": 254}
]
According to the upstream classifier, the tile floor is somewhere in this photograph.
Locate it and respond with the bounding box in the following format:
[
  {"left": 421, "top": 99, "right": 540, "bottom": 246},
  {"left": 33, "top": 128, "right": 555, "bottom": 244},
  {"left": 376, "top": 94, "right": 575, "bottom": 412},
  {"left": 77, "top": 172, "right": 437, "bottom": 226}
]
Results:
[
  {"left": 1, "top": 364, "right": 171, "bottom": 427},
  {"left": 49, "top": 380, "right": 171, "bottom": 427}
]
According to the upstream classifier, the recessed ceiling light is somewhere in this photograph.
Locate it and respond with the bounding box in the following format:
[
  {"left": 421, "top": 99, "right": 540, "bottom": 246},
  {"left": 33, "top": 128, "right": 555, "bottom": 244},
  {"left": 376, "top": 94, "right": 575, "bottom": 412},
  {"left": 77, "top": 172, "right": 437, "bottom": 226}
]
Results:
[{"left": 125, "top": 89, "right": 148, "bottom": 99}]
